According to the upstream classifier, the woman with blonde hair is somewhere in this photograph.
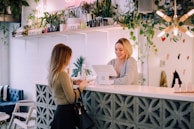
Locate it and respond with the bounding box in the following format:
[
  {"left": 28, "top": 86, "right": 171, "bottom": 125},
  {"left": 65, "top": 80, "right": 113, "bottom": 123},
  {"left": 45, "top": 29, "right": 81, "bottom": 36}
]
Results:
[
  {"left": 48, "top": 43, "right": 88, "bottom": 129},
  {"left": 108, "top": 38, "right": 138, "bottom": 85}
]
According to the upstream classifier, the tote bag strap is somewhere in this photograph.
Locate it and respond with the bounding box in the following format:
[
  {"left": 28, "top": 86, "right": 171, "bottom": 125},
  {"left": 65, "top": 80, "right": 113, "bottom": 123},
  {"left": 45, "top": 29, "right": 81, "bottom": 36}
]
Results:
[
  {"left": 77, "top": 88, "right": 83, "bottom": 103},
  {"left": 74, "top": 90, "right": 77, "bottom": 104},
  {"left": 74, "top": 88, "right": 83, "bottom": 103}
]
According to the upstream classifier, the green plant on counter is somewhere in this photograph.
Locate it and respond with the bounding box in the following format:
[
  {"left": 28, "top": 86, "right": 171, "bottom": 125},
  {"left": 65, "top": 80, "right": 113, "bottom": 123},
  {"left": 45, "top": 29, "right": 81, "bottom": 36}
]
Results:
[{"left": 71, "top": 56, "right": 92, "bottom": 77}]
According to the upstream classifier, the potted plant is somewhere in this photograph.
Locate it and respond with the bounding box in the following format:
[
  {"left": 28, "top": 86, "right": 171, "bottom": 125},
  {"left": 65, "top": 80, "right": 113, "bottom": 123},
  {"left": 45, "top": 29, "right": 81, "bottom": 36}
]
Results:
[
  {"left": 71, "top": 56, "right": 92, "bottom": 78},
  {"left": 26, "top": 0, "right": 45, "bottom": 30},
  {"left": 101, "top": 0, "right": 117, "bottom": 18},
  {"left": 92, "top": 0, "right": 117, "bottom": 25},
  {"left": 92, "top": 0, "right": 117, "bottom": 17},
  {"left": 40, "top": 11, "right": 62, "bottom": 32},
  {"left": 0, "top": 0, "right": 9, "bottom": 14},
  {"left": 9, "top": 0, "right": 29, "bottom": 19}
]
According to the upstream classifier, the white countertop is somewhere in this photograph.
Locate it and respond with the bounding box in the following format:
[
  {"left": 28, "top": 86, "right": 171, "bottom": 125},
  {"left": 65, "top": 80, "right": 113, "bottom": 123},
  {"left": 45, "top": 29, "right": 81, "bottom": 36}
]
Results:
[
  {"left": 85, "top": 85, "right": 194, "bottom": 102},
  {"left": 37, "top": 83, "right": 194, "bottom": 102}
]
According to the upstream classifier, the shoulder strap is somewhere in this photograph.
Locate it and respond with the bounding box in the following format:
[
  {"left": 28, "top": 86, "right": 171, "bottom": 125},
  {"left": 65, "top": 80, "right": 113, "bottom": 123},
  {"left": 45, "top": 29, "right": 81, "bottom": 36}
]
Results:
[
  {"left": 74, "top": 90, "right": 77, "bottom": 104},
  {"left": 74, "top": 88, "right": 83, "bottom": 103},
  {"left": 77, "top": 88, "right": 83, "bottom": 103}
]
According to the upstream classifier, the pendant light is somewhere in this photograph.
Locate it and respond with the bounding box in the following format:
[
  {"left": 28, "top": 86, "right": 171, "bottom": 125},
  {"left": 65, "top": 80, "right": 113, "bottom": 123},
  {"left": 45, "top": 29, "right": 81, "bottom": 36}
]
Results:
[{"left": 156, "top": 0, "right": 194, "bottom": 37}]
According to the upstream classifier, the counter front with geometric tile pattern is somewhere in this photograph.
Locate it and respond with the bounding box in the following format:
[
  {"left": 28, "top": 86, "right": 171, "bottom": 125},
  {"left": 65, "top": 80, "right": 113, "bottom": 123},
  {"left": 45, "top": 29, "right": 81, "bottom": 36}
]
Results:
[{"left": 36, "top": 84, "right": 194, "bottom": 129}]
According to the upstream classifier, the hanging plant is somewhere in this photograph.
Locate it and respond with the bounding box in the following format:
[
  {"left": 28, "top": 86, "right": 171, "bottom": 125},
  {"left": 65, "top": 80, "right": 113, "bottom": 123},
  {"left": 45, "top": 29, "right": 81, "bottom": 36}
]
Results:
[
  {"left": 117, "top": 0, "right": 194, "bottom": 53},
  {"left": 9, "top": 0, "right": 29, "bottom": 19},
  {"left": 117, "top": 1, "right": 158, "bottom": 53},
  {"left": 0, "top": 23, "right": 9, "bottom": 45},
  {"left": 156, "top": 0, "right": 194, "bottom": 41}
]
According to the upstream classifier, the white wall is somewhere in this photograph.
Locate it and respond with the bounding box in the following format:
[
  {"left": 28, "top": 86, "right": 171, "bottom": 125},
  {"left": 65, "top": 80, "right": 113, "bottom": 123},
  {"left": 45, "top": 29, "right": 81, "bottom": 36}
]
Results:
[
  {"left": 0, "top": 25, "right": 9, "bottom": 85},
  {"left": 148, "top": 29, "right": 194, "bottom": 87}
]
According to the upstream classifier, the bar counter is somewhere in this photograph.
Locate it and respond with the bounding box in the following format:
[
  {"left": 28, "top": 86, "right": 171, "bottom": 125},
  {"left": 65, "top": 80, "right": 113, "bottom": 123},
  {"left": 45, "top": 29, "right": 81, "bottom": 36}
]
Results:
[
  {"left": 85, "top": 85, "right": 194, "bottom": 102},
  {"left": 36, "top": 84, "right": 194, "bottom": 129}
]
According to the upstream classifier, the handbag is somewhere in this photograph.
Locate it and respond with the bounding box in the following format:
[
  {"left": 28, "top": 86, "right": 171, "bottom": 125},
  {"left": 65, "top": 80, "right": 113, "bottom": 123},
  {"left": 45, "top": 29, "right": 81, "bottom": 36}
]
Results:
[{"left": 74, "top": 88, "right": 94, "bottom": 129}]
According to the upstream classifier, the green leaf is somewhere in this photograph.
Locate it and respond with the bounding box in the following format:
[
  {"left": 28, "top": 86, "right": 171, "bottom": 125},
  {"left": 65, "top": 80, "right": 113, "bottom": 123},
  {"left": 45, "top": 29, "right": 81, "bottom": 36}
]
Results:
[{"left": 71, "top": 56, "right": 84, "bottom": 77}]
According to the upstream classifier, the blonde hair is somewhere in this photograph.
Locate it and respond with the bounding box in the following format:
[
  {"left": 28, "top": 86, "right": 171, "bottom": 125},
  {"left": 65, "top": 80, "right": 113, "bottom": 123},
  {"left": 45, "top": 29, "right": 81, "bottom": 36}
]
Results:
[
  {"left": 115, "top": 38, "right": 133, "bottom": 59},
  {"left": 48, "top": 43, "right": 72, "bottom": 88}
]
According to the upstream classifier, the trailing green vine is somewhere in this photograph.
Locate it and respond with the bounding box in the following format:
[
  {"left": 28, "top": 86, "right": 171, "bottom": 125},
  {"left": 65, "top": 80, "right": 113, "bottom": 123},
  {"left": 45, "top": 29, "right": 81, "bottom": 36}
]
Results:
[
  {"left": 115, "top": 0, "right": 194, "bottom": 85},
  {"left": 117, "top": 0, "right": 194, "bottom": 53},
  {"left": 0, "top": 23, "right": 9, "bottom": 45}
]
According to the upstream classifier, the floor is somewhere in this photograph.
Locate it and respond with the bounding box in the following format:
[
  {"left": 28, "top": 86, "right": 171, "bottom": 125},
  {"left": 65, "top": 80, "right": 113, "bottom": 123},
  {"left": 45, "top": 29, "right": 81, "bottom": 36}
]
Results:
[{"left": 1, "top": 121, "right": 36, "bottom": 129}]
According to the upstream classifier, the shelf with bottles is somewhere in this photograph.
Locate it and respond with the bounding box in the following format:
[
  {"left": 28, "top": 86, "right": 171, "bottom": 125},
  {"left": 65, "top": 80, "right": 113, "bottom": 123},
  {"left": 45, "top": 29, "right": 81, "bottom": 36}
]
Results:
[{"left": 13, "top": 24, "right": 123, "bottom": 40}]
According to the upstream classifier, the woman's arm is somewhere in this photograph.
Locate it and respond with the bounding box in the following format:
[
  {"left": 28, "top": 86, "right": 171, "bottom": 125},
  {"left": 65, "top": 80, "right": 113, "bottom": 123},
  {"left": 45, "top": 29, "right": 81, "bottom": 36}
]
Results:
[{"left": 114, "top": 58, "right": 138, "bottom": 85}]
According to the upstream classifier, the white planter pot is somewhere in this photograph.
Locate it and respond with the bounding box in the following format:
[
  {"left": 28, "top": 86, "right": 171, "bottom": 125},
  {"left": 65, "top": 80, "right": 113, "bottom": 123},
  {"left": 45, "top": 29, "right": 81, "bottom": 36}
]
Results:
[
  {"left": 59, "top": 24, "right": 66, "bottom": 31},
  {"left": 66, "top": 18, "right": 81, "bottom": 30},
  {"left": 6, "top": 6, "right": 11, "bottom": 14},
  {"left": 103, "top": 17, "right": 114, "bottom": 25}
]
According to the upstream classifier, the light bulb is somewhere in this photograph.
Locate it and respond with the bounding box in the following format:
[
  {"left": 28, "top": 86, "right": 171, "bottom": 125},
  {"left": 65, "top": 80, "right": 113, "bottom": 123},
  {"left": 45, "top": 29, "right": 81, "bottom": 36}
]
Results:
[
  {"left": 173, "top": 27, "right": 178, "bottom": 36},
  {"left": 179, "top": 26, "right": 194, "bottom": 37},
  {"left": 156, "top": 11, "right": 164, "bottom": 17},
  {"left": 157, "top": 31, "right": 165, "bottom": 37},
  {"left": 179, "top": 14, "right": 189, "bottom": 22},
  {"left": 157, "top": 26, "right": 172, "bottom": 37},
  {"left": 187, "top": 9, "right": 194, "bottom": 16},
  {"left": 180, "top": 9, "right": 194, "bottom": 22},
  {"left": 156, "top": 11, "right": 172, "bottom": 22}
]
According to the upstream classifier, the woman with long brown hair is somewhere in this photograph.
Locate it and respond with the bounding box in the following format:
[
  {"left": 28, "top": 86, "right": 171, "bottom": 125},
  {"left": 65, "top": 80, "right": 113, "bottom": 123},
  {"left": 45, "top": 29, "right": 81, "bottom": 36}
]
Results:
[{"left": 48, "top": 43, "right": 88, "bottom": 129}]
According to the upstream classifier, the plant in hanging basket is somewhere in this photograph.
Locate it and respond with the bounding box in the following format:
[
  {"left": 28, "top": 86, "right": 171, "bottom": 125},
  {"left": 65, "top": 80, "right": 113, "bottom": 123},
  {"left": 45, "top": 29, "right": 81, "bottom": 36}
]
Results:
[{"left": 9, "top": 0, "right": 29, "bottom": 19}]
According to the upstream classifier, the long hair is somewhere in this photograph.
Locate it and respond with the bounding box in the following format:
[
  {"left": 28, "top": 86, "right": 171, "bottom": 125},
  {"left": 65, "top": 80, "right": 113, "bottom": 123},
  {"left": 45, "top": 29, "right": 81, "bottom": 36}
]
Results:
[
  {"left": 48, "top": 43, "right": 72, "bottom": 88},
  {"left": 115, "top": 38, "right": 133, "bottom": 59}
]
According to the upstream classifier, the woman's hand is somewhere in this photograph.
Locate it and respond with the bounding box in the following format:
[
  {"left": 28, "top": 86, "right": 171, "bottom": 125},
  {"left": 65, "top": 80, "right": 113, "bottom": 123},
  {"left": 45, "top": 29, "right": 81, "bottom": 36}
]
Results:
[
  {"left": 79, "top": 79, "right": 89, "bottom": 91},
  {"left": 73, "top": 79, "right": 82, "bottom": 85}
]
